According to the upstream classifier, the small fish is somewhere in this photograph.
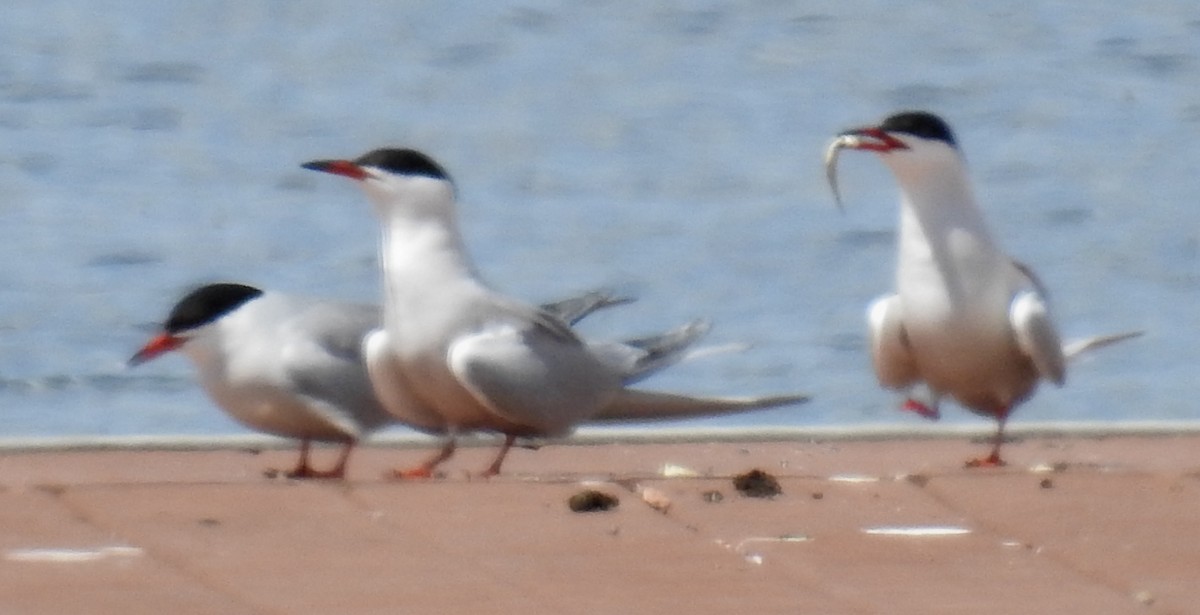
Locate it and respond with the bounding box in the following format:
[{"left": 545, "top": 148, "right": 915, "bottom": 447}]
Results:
[{"left": 823, "top": 134, "right": 861, "bottom": 209}]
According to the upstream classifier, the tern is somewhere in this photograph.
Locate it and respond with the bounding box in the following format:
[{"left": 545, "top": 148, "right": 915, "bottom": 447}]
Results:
[
  {"left": 825, "top": 110, "right": 1140, "bottom": 466},
  {"left": 303, "top": 148, "right": 809, "bottom": 477},
  {"left": 129, "top": 282, "right": 684, "bottom": 478}
]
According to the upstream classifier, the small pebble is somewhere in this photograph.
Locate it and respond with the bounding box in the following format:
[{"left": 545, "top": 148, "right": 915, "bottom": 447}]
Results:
[
  {"left": 701, "top": 490, "right": 724, "bottom": 503},
  {"left": 640, "top": 487, "right": 672, "bottom": 513},
  {"left": 733, "top": 469, "right": 782, "bottom": 498},
  {"left": 1039, "top": 478, "right": 1054, "bottom": 489},
  {"left": 902, "top": 473, "right": 930, "bottom": 488},
  {"left": 568, "top": 490, "right": 619, "bottom": 513}
]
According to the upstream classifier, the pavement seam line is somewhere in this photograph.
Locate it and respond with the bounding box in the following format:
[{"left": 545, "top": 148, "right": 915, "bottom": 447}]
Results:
[
  {"left": 914, "top": 472, "right": 1160, "bottom": 611},
  {"left": 610, "top": 474, "right": 880, "bottom": 615},
  {"left": 46, "top": 484, "right": 284, "bottom": 615},
  {"left": 328, "top": 481, "right": 582, "bottom": 613}
]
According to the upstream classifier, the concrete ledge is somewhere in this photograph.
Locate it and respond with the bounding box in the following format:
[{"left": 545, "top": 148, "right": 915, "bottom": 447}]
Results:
[{"left": 4, "top": 420, "right": 1200, "bottom": 452}]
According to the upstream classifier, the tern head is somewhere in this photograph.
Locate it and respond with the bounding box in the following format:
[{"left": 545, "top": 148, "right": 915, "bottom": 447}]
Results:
[
  {"left": 129, "top": 283, "right": 263, "bottom": 366},
  {"left": 302, "top": 148, "right": 456, "bottom": 218},
  {"left": 825, "top": 111, "right": 966, "bottom": 205},
  {"left": 844, "top": 111, "right": 961, "bottom": 166},
  {"left": 844, "top": 111, "right": 956, "bottom": 149}
]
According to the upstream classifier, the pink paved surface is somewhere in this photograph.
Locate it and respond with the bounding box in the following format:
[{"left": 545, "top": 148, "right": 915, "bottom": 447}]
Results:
[{"left": 1, "top": 434, "right": 1198, "bottom": 614}]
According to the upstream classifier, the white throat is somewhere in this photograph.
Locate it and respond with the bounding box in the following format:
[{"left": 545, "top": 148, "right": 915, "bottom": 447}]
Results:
[
  {"left": 885, "top": 148, "right": 1009, "bottom": 313},
  {"left": 364, "top": 176, "right": 486, "bottom": 335}
]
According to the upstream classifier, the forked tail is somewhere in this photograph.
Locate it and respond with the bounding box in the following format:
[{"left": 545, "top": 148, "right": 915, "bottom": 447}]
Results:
[
  {"left": 592, "top": 388, "right": 810, "bottom": 422},
  {"left": 1063, "top": 331, "right": 1143, "bottom": 361}
]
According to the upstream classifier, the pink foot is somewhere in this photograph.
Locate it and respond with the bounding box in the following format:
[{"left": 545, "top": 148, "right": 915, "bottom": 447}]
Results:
[
  {"left": 475, "top": 466, "right": 501, "bottom": 480},
  {"left": 964, "top": 452, "right": 1006, "bottom": 469},
  {"left": 286, "top": 467, "right": 345, "bottom": 480},
  {"left": 388, "top": 466, "right": 436, "bottom": 480}
]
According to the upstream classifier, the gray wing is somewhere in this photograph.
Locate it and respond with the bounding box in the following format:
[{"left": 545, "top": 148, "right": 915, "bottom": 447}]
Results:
[
  {"left": 491, "top": 296, "right": 582, "bottom": 344},
  {"left": 539, "top": 289, "right": 634, "bottom": 326},
  {"left": 281, "top": 300, "right": 395, "bottom": 434},
  {"left": 1009, "top": 288, "right": 1066, "bottom": 386},
  {"left": 587, "top": 319, "right": 711, "bottom": 384},
  {"left": 447, "top": 318, "right": 622, "bottom": 436}
]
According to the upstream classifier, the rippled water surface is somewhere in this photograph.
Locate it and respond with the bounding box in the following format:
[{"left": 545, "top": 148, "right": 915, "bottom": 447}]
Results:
[{"left": 2, "top": 1, "right": 1197, "bottom": 437}]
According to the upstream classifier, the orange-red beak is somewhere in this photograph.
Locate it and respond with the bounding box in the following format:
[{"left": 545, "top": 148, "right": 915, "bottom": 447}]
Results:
[
  {"left": 838, "top": 126, "right": 909, "bottom": 152},
  {"left": 128, "top": 333, "right": 186, "bottom": 367},
  {"left": 301, "top": 159, "right": 368, "bottom": 180}
]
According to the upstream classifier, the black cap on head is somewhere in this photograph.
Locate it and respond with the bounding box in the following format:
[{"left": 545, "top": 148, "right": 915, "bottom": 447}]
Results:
[
  {"left": 165, "top": 283, "right": 263, "bottom": 333},
  {"left": 353, "top": 148, "right": 452, "bottom": 183},
  {"left": 880, "top": 111, "right": 957, "bottom": 147}
]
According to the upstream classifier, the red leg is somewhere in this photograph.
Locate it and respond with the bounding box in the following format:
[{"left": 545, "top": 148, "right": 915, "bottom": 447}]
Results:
[
  {"left": 479, "top": 434, "right": 517, "bottom": 478},
  {"left": 285, "top": 439, "right": 316, "bottom": 478},
  {"left": 286, "top": 440, "right": 353, "bottom": 479},
  {"left": 323, "top": 441, "right": 353, "bottom": 479},
  {"left": 902, "top": 398, "right": 941, "bottom": 420},
  {"left": 391, "top": 438, "right": 457, "bottom": 480},
  {"left": 966, "top": 411, "right": 1009, "bottom": 468}
]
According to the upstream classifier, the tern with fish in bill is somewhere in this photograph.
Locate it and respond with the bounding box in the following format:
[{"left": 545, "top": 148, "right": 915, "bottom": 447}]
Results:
[{"left": 825, "top": 111, "right": 1141, "bottom": 466}]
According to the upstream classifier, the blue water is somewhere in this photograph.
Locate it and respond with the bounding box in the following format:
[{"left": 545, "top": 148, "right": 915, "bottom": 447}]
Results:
[{"left": 1, "top": 1, "right": 1197, "bottom": 438}]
